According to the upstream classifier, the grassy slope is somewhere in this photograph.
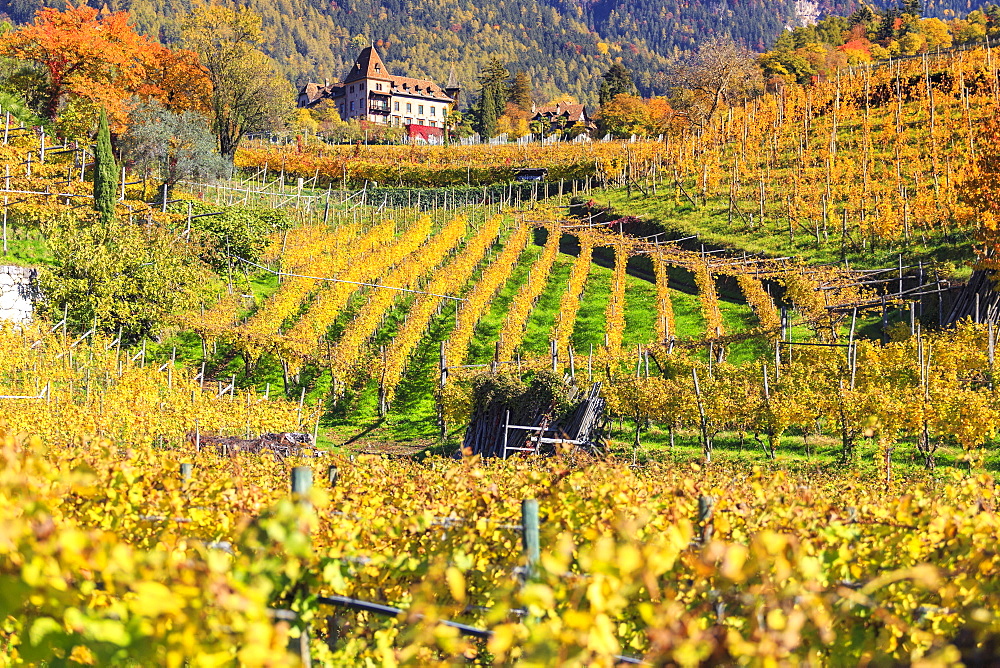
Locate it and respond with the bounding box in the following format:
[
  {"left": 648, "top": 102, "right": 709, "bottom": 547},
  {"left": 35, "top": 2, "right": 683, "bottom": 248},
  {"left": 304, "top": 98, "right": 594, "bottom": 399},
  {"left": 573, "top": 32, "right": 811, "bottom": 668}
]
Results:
[
  {"left": 1, "top": 231, "right": 52, "bottom": 267},
  {"left": 591, "top": 186, "right": 972, "bottom": 276}
]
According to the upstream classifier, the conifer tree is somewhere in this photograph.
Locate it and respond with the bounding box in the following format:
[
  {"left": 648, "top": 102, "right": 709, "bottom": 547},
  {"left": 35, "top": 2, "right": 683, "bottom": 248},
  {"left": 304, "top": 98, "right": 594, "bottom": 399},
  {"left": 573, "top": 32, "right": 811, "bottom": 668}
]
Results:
[
  {"left": 93, "top": 107, "right": 118, "bottom": 224},
  {"left": 508, "top": 71, "right": 533, "bottom": 112},
  {"left": 475, "top": 57, "right": 509, "bottom": 138},
  {"left": 598, "top": 63, "right": 638, "bottom": 106},
  {"left": 479, "top": 86, "right": 499, "bottom": 138}
]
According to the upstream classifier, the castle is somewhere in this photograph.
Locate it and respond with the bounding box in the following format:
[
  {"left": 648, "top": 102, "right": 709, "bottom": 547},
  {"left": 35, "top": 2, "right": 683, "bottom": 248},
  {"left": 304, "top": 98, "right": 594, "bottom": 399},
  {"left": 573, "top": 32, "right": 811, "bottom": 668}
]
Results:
[{"left": 297, "top": 45, "right": 459, "bottom": 138}]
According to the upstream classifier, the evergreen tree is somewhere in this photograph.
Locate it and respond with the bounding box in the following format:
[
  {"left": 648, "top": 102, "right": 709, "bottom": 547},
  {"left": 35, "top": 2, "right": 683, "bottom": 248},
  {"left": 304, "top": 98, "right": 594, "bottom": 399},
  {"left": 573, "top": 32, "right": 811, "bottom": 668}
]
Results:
[
  {"left": 474, "top": 57, "right": 509, "bottom": 138},
  {"left": 598, "top": 63, "right": 637, "bottom": 105},
  {"left": 508, "top": 70, "right": 533, "bottom": 112},
  {"left": 93, "top": 107, "right": 118, "bottom": 224},
  {"left": 479, "top": 86, "right": 499, "bottom": 138}
]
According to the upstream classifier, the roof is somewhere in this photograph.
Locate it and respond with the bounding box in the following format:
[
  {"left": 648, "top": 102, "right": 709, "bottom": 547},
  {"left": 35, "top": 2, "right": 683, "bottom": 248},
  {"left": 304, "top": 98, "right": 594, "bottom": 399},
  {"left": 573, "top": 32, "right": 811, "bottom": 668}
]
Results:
[
  {"left": 299, "top": 45, "right": 457, "bottom": 106},
  {"left": 343, "top": 45, "right": 392, "bottom": 84},
  {"left": 299, "top": 83, "right": 319, "bottom": 102},
  {"left": 533, "top": 103, "right": 589, "bottom": 123},
  {"left": 388, "top": 75, "right": 454, "bottom": 102},
  {"left": 296, "top": 82, "right": 343, "bottom": 107}
]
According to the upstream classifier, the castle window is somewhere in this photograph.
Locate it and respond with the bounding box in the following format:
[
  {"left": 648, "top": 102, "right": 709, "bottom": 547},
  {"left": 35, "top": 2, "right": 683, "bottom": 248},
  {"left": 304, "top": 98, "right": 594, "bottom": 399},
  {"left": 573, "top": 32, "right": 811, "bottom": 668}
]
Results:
[
  {"left": 376, "top": 83, "right": 382, "bottom": 91},
  {"left": 406, "top": 103, "right": 412, "bottom": 113},
  {"left": 350, "top": 101, "right": 355, "bottom": 111},
  {"left": 375, "top": 64, "right": 380, "bottom": 73},
  {"left": 350, "top": 85, "right": 354, "bottom": 93},
  {"left": 394, "top": 101, "right": 400, "bottom": 111},
  {"left": 418, "top": 105, "right": 424, "bottom": 114},
  {"left": 431, "top": 106, "right": 436, "bottom": 116}
]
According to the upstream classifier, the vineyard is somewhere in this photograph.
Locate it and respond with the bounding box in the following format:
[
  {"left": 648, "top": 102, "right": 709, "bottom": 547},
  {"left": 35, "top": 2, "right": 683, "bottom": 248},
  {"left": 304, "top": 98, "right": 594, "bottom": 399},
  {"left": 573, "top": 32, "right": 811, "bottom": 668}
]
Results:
[
  {"left": 588, "top": 46, "right": 1000, "bottom": 271},
  {"left": 3, "top": 429, "right": 1000, "bottom": 665},
  {"left": 5, "top": 41, "right": 1000, "bottom": 665},
  {"left": 233, "top": 139, "right": 669, "bottom": 188}
]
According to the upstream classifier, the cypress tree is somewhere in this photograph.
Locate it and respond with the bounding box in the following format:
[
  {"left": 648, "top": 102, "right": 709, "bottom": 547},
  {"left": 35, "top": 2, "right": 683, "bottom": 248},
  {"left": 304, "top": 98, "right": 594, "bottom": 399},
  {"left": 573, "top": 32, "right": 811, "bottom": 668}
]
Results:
[
  {"left": 93, "top": 107, "right": 118, "bottom": 224},
  {"left": 480, "top": 86, "right": 499, "bottom": 139}
]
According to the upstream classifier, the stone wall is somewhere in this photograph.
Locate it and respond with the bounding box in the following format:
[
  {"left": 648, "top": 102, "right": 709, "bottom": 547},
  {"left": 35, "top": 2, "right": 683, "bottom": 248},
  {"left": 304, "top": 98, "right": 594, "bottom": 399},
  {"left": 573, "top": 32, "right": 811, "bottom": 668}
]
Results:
[{"left": 0, "top": 265, "right": 37, "bottom": 323}]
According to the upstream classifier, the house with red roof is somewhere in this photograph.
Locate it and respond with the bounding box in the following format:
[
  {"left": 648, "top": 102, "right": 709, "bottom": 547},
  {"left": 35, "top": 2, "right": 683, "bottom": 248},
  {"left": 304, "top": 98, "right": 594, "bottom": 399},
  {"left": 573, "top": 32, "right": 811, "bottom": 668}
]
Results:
[{"left": 297, "top": 45, "right": 460, "bottom": 140}]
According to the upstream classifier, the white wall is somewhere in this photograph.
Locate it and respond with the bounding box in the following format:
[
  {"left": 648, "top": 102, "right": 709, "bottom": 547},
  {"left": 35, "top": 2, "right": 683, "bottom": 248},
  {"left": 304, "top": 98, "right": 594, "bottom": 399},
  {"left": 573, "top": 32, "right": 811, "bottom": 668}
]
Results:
[{"left": 0, "top": 265, "right": 37, "bottom": 324}]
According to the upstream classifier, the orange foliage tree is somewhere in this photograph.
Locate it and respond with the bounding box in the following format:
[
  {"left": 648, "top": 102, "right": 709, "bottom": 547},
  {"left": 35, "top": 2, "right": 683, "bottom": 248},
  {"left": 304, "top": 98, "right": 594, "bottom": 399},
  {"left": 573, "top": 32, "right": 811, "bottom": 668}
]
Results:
[
  {"left": 958, "top": 110, "right": 1000, "bottom": 271},
  {"left": 0, "top": 5, "right": 151, "bottom": 126},
  {"left": 598, "top": 94, "right": 679, "bottom": 138},
  {"left": 0, "top": 5, "right": 211, "bottom": 132},
  {"left": 137, "top": 43, "right": 213, "bottom": 115}
]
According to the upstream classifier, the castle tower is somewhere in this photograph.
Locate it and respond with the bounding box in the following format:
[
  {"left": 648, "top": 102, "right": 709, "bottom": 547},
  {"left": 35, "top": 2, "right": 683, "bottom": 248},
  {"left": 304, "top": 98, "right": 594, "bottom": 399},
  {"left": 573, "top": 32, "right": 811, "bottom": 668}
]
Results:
[{"left": 445, "top": 65, "right": 461, "bottom": 108}]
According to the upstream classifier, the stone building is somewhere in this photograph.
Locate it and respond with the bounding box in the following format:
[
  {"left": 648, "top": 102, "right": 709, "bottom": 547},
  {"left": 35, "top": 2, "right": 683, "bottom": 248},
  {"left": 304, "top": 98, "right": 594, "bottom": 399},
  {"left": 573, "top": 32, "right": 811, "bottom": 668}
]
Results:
[{"left": 297, "top": 46, "right": 460, "bottom": 139}]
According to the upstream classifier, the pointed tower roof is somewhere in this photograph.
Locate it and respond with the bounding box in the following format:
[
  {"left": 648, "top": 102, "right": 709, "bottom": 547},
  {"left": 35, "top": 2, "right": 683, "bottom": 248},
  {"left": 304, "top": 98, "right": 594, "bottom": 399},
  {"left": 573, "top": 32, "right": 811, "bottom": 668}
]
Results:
[
  {"left": 343, "top": 45, "right": 392, "bottom": 83},
  {"left": 445, "top": 65, "right": 459, "bottom": 90}
]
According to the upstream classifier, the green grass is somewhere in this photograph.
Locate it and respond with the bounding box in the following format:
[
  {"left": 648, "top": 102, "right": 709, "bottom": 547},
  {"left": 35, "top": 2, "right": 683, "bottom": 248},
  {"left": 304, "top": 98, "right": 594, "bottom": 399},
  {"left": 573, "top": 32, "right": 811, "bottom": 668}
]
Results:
[
  {"left": 467, "top": 243, "right": 542, "bottom": 364},
  {"left": 603, "top": 414, "right": 1000, "bottom": 477},
  {"left": 0, "top": 228, "right": 52, "bottom": 267},
  {"left": 521, "top": 253, "right": 575, "bottom": 355}
]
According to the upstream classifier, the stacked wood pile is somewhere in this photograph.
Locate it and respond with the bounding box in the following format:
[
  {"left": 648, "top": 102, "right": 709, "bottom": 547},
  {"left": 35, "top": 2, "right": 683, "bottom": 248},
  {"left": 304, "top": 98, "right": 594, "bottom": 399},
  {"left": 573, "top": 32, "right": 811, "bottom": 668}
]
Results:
[
  {"left": 944, "top": 270, "right": 1000, "bottom": 327},
  {"left": 462, "top": 375, "right": 606, "bottom": 458},
  {"left": 186, "top": 431, "right": 317, "bottom": 459}
]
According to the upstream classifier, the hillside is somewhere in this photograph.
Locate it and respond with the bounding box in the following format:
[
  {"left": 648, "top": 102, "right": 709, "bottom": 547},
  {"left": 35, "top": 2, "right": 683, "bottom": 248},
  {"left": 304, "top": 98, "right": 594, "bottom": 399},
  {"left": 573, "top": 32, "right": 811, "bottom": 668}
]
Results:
[{"left": 3, "top": 0, "right": 994, "bottom": 107}]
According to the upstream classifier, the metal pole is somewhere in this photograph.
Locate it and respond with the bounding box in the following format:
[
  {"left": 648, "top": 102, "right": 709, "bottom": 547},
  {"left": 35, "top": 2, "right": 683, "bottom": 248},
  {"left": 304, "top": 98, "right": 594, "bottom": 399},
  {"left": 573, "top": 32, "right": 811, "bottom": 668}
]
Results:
[
  {"left": 291, "top": 466, "right": 313, "bottom": 501},
  {"left": 521, "top": 499, "right": 540, "bottom": 581}
]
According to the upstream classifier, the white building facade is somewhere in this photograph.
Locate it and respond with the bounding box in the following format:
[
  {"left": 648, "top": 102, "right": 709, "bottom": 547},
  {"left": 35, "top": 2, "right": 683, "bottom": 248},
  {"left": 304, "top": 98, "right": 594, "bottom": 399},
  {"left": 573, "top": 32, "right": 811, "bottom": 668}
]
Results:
[{"left": 297, "top": 46, "right": 459, "bottom": 134}]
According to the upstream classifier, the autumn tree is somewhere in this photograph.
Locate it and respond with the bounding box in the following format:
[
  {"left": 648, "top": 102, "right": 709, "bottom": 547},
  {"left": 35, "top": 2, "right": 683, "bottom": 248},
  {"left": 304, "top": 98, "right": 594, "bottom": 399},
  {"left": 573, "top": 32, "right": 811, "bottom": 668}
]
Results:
[
  {"left": 496, "top": 103, "right": 530, "bottom": 138},
  {"left": 508, "top": 71, "right": 533, "bottom": 112},
  {"left": 663, "top": 37, "right": 762, "bottom": 128},
  {"left": 182, "top": 3, "right": 292, "bottom": 159},
  {"left": 958, "top": 111, "right": 1000, "bottom": 272},
  {"left": 0, "top": 5, "right": 150, "bottom": 128},
  {"left": 596, "top": 94, "right": 675, "bottom": 138},
  {"left": 137, "top": 42, "right": 213, "bottom": 115},
  {"left": 598, "top": 94, "right": 651, "bottom": 138},
  {"left": 39, "top": 213, "right": 213, "bottom": 342},
  {"left": 122, "top": 99, "right": 228, "bottom": 201}
]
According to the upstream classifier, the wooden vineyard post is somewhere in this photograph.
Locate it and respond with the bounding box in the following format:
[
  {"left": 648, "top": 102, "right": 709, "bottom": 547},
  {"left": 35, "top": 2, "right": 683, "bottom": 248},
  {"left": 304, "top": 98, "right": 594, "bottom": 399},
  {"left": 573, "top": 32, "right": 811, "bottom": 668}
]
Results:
[
  {"left": 180, "top": 463, "right": 193, "bottom": 484},
  {"left": 521, "top": 499, "right": 540, "bottom": 582},
  {"left": 327, "top": 466, "right": 339, "bottom": 487},
  {"left": 288, "top": 466, "right": 314, "bottom": 667},
  {"left": 697, "top": 495, "right": 715, "bottom": 544},
  {"left": 439, "top": 342, "right": 448, "bottom": 438},
  {"left": 692, "top": 368, "right": 711, "bottom": 462},
  {"left": 298, "top": 387, "right": 306, "bottom": 425}
]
